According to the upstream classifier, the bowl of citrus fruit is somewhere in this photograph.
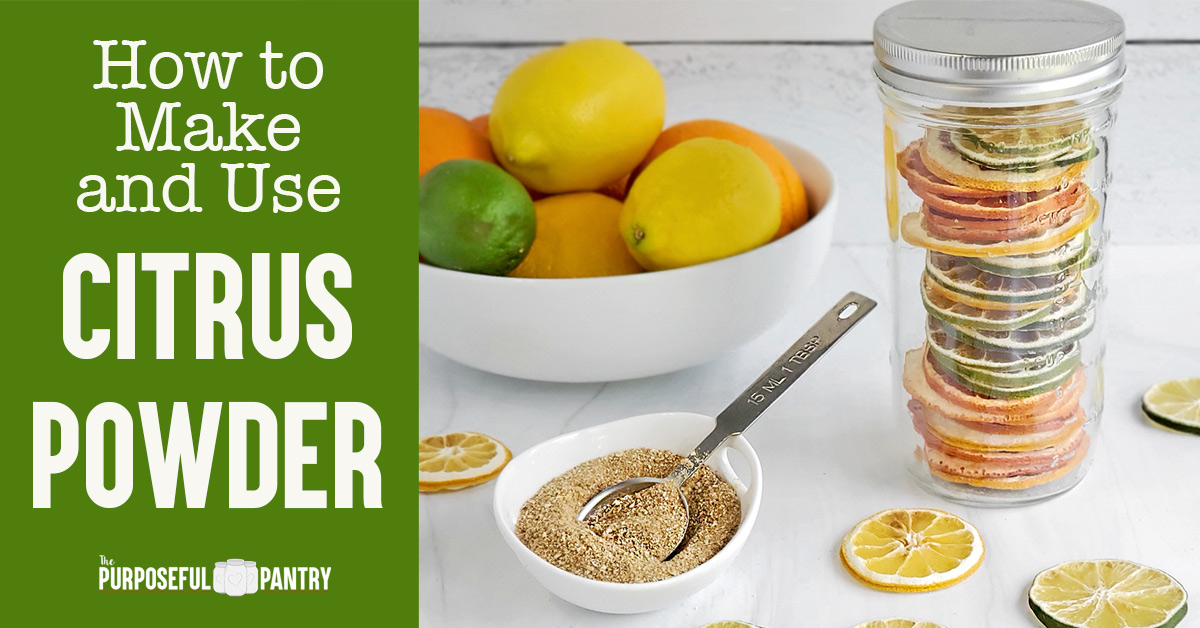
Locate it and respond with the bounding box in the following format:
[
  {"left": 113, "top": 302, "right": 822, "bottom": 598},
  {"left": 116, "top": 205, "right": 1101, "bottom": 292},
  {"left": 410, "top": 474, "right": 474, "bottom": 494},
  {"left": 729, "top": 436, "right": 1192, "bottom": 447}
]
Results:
[{"left": 419, "top": 39, "right": 837, "bottom": 382}]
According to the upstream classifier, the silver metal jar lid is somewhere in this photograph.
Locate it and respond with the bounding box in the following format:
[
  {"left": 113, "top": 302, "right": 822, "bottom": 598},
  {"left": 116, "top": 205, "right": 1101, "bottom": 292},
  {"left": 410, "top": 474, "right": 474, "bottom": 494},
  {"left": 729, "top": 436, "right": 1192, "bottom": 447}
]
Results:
[{"left": 874, "top": 0, "right": 1125, "bottom": 104}]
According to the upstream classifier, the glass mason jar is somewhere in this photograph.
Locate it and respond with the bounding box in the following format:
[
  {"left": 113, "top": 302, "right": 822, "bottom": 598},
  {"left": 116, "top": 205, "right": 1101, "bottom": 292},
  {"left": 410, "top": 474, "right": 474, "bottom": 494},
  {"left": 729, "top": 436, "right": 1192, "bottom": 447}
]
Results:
[{"left": 874, "top": 1, "right": 1125, "bottom": 505}]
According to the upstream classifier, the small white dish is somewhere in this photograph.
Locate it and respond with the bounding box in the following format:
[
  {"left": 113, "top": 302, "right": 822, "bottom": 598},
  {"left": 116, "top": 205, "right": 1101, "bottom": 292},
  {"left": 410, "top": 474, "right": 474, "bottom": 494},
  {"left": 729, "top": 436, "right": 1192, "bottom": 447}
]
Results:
[
  {"left": 418, "top": 136, "right": 838, "bottom": 382},
  {"left": 492, "top": 412, "right": 763, "bottom": 614}
]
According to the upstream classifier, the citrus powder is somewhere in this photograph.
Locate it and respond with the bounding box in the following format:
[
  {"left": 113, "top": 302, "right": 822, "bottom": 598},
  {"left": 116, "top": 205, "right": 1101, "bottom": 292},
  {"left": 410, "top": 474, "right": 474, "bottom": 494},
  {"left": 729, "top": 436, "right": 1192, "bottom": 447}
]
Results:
[{"left": 515, "top": 448, "right": 740, "bottom": 583}]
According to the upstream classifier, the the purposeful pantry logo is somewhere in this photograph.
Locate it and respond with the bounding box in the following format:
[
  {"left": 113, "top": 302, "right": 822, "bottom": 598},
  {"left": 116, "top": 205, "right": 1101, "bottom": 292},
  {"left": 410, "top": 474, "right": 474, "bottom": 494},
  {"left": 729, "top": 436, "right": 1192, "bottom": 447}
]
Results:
[{"left": 98, "top": 555, "right": 332, "bottom": 595}]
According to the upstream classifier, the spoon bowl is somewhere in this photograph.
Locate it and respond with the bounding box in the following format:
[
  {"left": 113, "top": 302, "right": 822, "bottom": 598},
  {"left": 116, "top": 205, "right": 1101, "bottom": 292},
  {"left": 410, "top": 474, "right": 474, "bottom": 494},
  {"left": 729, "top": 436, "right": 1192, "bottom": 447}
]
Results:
[{"left": 577, "top": 477, "right": 691, "bottom": 561}]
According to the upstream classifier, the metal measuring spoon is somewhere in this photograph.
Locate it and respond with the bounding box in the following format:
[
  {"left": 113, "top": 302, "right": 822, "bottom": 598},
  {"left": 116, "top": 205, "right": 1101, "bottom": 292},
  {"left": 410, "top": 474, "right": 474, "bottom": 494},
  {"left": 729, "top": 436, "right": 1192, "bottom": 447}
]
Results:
[{"left": 577, "top": 292, "right": 876, "bottom": 560}]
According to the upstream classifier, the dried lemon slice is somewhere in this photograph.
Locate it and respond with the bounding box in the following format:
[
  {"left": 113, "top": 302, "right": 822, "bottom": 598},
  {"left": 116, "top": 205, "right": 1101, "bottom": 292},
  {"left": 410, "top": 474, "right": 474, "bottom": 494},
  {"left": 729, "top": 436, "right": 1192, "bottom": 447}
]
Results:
[
  {"left": 855, "top": 620, "right": 946, "bottom": 628},
  {"left": 418, "top": 431, "right": 511, "bottom": 493},
  {"left": 840, "top": 508, "right": 984, "bottom": 592},
  {"left": 1029, "top": 559, "right": 1188, "bottom": 628}
]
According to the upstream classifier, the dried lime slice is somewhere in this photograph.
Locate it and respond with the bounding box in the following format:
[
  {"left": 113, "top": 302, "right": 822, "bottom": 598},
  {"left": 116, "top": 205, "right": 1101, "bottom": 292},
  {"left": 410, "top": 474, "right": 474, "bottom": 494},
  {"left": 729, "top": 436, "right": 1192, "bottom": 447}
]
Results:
[
  {"left": 955, "top": 138, "right": 1096, "bottom": 171},
  {"left": 931, "top": 343, "right": 1080, "bottom": 390},
  {"left": 955, "top": 123, "right": 1089, "bottom": 156},
  {"left": 968, "top": 232, "right": 1091, "bottom": 278},
  {"left": 928, "top": 323, "right": 1076, "bottom": 374},
  {"left": 1029, "top": 559, "right": 1188, "bottom": 628},
  {"left": 929, "top": 307, "right": 1093, "bottom": 354},
  {"left": 922, "top": 274, "right": 1058, "bottom": 331},
  {"left": 1143, "top": 378, "right": 1200, "bottom": 435},
  {"left": 934, "top": 351, "right": 1078, "bottom": 399},
  {"left": 927, "top": 252, "right": 1078, "bottom": 305}
]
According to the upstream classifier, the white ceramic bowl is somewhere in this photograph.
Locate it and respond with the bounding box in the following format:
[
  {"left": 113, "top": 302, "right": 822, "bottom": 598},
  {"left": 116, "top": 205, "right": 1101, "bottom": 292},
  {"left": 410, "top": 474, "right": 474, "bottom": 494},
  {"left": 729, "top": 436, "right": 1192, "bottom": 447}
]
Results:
[
  {"left": 419, "top": 136, "right": 838, "bottom": 382},
  {"left": 492, "top": 412, "right": 762, "bottom": 614}
]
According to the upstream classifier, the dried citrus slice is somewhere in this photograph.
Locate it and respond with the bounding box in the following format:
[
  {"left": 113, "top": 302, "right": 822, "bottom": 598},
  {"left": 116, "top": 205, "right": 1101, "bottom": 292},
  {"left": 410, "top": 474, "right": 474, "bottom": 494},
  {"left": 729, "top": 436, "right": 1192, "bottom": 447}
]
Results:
[
  {"left": 951, "top": 131, "right": 1095, "bottom": 171},
  {"left": 924, "top": 347, "right": 1084, "bottom": 409},
  {"left": 967, "top": 231, "right": 1091, "bottom": 278},
  {"left": 954, "top": 123, "right": 1089, "bottom": 156},
  {"left": 923, "top": 188, "right": 1088, "bottom": 243},
  {"left": 922, "top": 275, "right": 1058, "bottom": 330},
  {"left": 1029, "top": 559, "right": 1188, "bottom": 628},
  {"left": 913, "top": 401, "right": 1085, "bottom": 452},
  {"left": 418, "top": 431, "right": 512, "bottom": 492},
  {"left": 922, "top": 182, "right": 1083, "bottom": 223},
  {"left": 920, "top": 131, "right": 1090, "bottom": 192},
  {"left": 902, "top": 347, "right": 1081, "bottom": 427},
  {"left": 927, "top": 319, "right": 1081, "bottom": 373},
  {"left": 886, "top": 124, "right": 902, "bottom": 241},
  {"left": 931, "top": 343, "right": 1081, "bottom": 393},
  {"left": 925, "top": 432, "right": 1089, "bottom": 490},
  {"left": 840, "top": 508, "right": 984, "bottom": 592},
  {"left": 921, "top": 180, "right": 1083, "bottom": 225},
  {"left": 1143, "top": 378, "right": 1200, "bottom": 435},
  {"left": 901, "top": 193, "right": 1098, "bottom": 257},
  {"left": 855, "top": 620, "right": 946, "bottom": 628},
  {"left": 931, "top": 307, "right": 1094, "bottom": 354},
  {"left": 927, "top": 252, "right": 1078, "bottom": 306},
  {"left": 898, "top": 141, "right": 1000, "bottom": 200}
]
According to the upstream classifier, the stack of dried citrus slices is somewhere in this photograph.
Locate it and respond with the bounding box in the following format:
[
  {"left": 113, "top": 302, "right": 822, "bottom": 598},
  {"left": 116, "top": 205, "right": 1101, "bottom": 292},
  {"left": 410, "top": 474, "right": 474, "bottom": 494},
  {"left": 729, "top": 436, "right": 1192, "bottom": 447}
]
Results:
[{"left": 897, "top": 122, "right": 1100, "bottom": 491}]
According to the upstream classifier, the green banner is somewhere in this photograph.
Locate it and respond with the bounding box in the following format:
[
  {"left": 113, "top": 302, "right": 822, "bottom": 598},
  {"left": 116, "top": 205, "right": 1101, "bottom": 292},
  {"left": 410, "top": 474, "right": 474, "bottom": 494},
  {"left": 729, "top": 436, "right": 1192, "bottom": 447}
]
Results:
[{"left": 0, "top": 0, "right": 413, "bottom": 620}]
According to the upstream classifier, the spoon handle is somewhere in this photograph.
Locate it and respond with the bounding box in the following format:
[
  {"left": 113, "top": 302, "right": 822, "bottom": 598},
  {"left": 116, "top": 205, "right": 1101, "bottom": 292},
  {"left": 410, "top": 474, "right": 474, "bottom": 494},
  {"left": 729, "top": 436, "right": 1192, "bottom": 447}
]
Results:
[{"left": 664, "top": 291, "right": 876, "bottom": 486}]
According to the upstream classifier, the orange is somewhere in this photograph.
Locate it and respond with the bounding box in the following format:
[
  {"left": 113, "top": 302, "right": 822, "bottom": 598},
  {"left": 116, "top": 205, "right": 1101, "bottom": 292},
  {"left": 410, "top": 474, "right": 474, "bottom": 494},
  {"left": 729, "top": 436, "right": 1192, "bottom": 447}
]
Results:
[
  {"left": 510, "top": 193, "right": 643, "bottom": 278},
  {"left": 468, "top": 113, "right": 489, "bottom": 139},
  {"left": 597, "top": 173, "right": 631, "bottom": 201},
  {"left": 419, "top": 106, "right": 496, "bottom": 177},
  {"left": 633, "top": 119, "right": 807, "bottom": 239}
]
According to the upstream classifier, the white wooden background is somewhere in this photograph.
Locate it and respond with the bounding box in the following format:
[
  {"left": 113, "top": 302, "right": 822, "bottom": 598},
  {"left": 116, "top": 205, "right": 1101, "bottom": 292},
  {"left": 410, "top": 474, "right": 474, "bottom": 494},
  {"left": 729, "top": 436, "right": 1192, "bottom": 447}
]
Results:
[
  {"left": 420, "top": 0, "right": 1200, "bottom": 43},
  {"left": 419, "top": 2, "right": 1200, "bottom": 627}
]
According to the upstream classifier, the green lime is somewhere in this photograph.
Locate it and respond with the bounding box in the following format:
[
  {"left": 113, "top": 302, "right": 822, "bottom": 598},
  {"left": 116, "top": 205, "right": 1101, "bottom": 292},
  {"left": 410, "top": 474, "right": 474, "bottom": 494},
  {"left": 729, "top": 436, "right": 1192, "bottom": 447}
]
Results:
[
  {"left": 1143, "top": 378, "right": 1200, "bottom": 435},
  {"left": 1029, "top": 559, "right": 1187, "bottom": 628},
  {"left": 419, "top": 159, "right": 536, "bottom": 276}
]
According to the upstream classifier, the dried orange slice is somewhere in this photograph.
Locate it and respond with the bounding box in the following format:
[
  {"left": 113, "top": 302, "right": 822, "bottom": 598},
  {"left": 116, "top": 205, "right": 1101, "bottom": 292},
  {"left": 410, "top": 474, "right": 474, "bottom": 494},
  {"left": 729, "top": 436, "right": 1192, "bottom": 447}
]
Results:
[
  {"left": 901, "top": 192, "right": 1097, "bottom": 257},
  {"left": 840, "top": 508, "right": 984, "bottom": 592},
  {"left": 902, "top": 347, "right": 1080, "bottom": 427},
  {"left": 897, "top": 142, "right": 998, "bottom": 199},
  {"left": 922, "top": 187, "right": 1088, "bottom": 243},
  {"left": 418, "top": 431, "right": 512, "bottom": 493}
]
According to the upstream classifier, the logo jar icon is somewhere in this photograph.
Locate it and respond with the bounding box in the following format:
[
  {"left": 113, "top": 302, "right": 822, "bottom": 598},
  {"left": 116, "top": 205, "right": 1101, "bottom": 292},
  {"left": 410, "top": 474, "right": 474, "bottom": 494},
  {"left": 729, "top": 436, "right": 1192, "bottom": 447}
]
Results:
[
  {"left": 213, "top": 561, "right": 227, "bottom": 594},
  {"left": 224, "top": 559, "right": 248, "bottom": 597},
  {"left": 243, "top": 561, "right": 258, "bottom": 594}
]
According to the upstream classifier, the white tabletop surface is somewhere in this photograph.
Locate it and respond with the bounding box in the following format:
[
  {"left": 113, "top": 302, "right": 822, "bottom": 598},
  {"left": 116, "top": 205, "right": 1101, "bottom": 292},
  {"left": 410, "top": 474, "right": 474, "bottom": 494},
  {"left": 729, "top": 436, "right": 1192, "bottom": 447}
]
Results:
[{"left": 419, "top": 42, "right": 1200, "bottom": 628}]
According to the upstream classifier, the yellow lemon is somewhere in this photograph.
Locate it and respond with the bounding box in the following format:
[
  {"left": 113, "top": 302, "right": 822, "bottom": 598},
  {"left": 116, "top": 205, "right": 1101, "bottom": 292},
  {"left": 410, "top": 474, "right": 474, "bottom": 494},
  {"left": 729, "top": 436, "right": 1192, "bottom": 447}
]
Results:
[
  {"left": 620, "top": 138, "right": 780, "bottom": 271},
  {"left": 510, "top": 193, "right": 643, "bottom": 279},
  {"left": 490, "top": 39, "right": 665, "bottom": 194}
]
